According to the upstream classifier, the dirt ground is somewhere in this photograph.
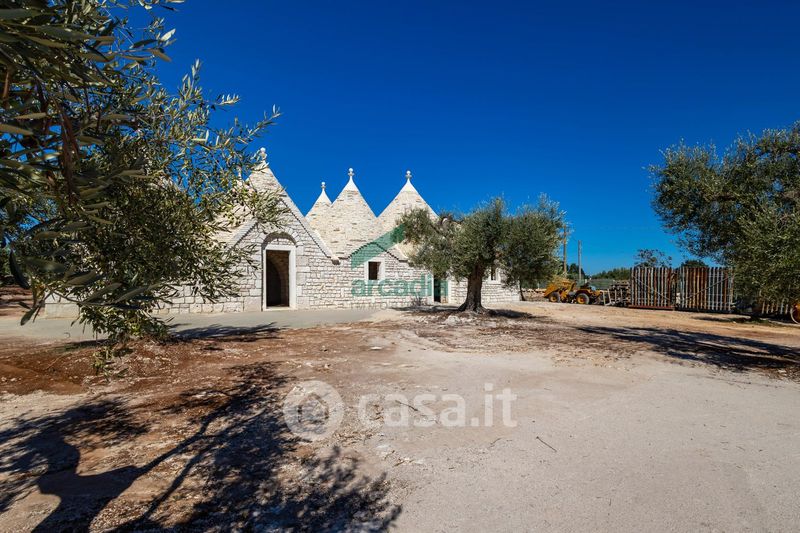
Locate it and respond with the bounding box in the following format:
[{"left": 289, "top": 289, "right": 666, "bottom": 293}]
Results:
[
  {"left": 0, "top": 286, "right": 30, "bottom": 319},
  {"left": 1, "top": 301, "right": 799, "bottom": 531}
]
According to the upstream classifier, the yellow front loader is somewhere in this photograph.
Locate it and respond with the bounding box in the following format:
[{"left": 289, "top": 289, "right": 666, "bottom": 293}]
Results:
[{"left": 543, "top": 278, "right": 603, "bottom": 305}]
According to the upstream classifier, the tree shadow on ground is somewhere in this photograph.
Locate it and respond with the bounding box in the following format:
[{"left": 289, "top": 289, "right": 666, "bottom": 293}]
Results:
[
  {"left": 30, "top": 323, "right": 282, "bottom": 355},
  {"left": 691, "top": 314, "right": 797, "bottom": 328},
  {"left": 577, "top": 325, "right": 800, "bottom": 374},
  {"left": 0, "top": 399, "right": 149, "bottom": 528},
  {"left": 397, "top": 304, "right": 535, "bottom": 320},
  {"left": 0, "top": 362, "right": 399, "bottom": 531},
  {"left": 168, "top": 322, "right": 280, "bottom": 341}
]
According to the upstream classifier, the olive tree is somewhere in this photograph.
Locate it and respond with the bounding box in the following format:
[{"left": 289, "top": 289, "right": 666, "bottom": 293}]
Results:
[
  {"left": 651, "top": 123, "right": 800, "bottom": 302},
  {"left": 0, "top": 1, "right": 284, "bottom": 361},
  {"left": 399, "top": 196, "right": 564, "bottom": 313}
]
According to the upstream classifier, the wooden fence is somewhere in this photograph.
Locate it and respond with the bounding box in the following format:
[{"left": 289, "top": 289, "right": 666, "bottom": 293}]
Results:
[
  {"left": 676, "top": 267, "right": 735, "bottom": 312},
  {"left": 754, "top": 299, "right": 793, "bottom": 317},
  {"left": 630, "top": 267, "right": 675, "bottom": 309},
  {"left": 629, "top": 266, "right": 735, "bottom": 312}
]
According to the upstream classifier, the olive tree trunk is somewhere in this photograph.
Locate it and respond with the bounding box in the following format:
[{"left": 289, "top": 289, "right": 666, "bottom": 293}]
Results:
[{"left": 457, "top": 266, "right": 486, "bottom": 313}]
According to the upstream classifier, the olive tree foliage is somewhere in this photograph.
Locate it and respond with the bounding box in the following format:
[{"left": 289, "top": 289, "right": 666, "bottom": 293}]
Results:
[
  {"left": 651, "top": 123, "right": 800, "bottom": 302},
  {"left": 0, "top": 1, "right": 284, "bottom": 357},
  {"left": 399, "top": 196, "right": 564, "bottom": 313},
  {"left": 501, "top": 198, "right": 564, "bottom": 290},
  {"left": 679, "top": 259, "right": 707, "bottom": 269},
  {"left": 634, "top": 248, "right": 672, "bottom": 268}
]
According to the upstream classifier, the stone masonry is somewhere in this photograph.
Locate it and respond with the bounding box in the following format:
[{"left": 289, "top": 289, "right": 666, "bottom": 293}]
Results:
[{"left": 44, "top": 153, "right": 519, "bottom": 317}]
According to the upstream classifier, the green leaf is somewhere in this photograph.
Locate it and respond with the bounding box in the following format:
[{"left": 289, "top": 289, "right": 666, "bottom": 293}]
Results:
[
  {"left": 114, "top": 285, "right": 150, "bottom": 303},
  {"left": 0, "top": 124, "right": 34, "bottom": 135},
  {"left": 133, "top": 38, "right": 157, "bottom": 47},
  {"left": 84, "top": 282, "right": 122, "bottom": 302},
  {"left": 25, "top": 257, "right": 69, "bottom": 273},
  {"left": 20, "top": 306, "right": 37, "bottom": 326},
  {"left": 151, "top": 48, "right": 172, "bottom": 62},
  {"left": 66, "top": 271, "right": 103, "bottom": 287},
  {"left": 77, "top": 135, "right": 104, "bottom": 145},
  {"left": 38, "top": 26, "right": 95, "bottom": 41},
  {"left": 8, "top": 251, "right": 30, "bottom": 289},
  {"left": 13, "top": 112, "right": 48, "bottom": 120},
  {"left": 99, "top": 113, "right": 133, "bottom": 121},
  {"left": 60, "top": 221, "right": 91, "bottom": 231},
  {"left": 23, "top": 35, "right": 70, "bottom": 48},
  {"left": 86, "top": 215, "right": 114, "bottom": 225},
  {"left": 0, "top": 9, "right": 37, "bottom": 20},
  {"left": 32, "top": 230, "right": 63, "bottom": 240}
]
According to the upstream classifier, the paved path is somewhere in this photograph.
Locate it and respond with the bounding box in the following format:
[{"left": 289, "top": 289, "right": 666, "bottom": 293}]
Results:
[{"left": 0, "top": 308, "right": 379, "bottom": 342}]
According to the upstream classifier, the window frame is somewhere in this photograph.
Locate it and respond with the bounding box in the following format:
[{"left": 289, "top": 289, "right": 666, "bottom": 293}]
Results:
[{"left": 365, "top": 259, "right": 385, "bottom": 281}]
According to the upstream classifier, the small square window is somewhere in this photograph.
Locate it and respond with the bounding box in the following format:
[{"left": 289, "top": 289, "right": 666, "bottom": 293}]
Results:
[{"left": 368, "top": 261, "right": 381, "bottom": 281}]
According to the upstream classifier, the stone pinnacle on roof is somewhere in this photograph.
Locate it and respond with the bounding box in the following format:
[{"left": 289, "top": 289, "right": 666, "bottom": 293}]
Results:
[
  {"left": 315, "top": 181, "right": 331, "bottom": 205},
  {"left": 400, "top": 169, "right": 418, "bottom": 193},
  {"left": 342, "top": 167, "right": 359, "bottom": 191},
  {"left": 246, "top": 147, "right": 282, "bottom": 191},
  {"left": 306, "top": 180, "right": 333, "bottom": 230}
]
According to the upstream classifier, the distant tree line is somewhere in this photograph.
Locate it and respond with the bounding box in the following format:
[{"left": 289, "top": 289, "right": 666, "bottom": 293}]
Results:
[
  {"left": 588, "top": 267, "right": 630, "bottom": 280},
  {"left": 581, "top": 250, "right": 707, "bottom": 281},
  {"left": 566, "top": 263, "right": 587, "bottom": 280}
]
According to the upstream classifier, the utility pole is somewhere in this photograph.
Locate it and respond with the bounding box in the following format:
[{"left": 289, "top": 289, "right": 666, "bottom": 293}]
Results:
[
  {"left": 578, "top": 240, "right": 583, "bottom": 285},
  {"left": 562, "top": 228, "right": 568, "bottom": 276}
]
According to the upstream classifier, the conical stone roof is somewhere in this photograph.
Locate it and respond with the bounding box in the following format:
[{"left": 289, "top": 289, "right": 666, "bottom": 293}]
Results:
[
  {"left": 247, "top": 148, "right": 283, "bottom": 192},
  {"left": 214, "top": 150, "right": 280, "bottom": 244},
  {"left": 218, "top": 149, "right": 334, "bottom": 259},
  {"left": 377, "top": 171, "right": 436, "bottom": 257},
  {"left": 311, "top": 168, "right": 379, "bottom": 257},
  {"left": 377, "top": 170, "right": 435, "bottom": 229},
  {"left": 305, "top": 181, "right": 332, "bottom": 228}
]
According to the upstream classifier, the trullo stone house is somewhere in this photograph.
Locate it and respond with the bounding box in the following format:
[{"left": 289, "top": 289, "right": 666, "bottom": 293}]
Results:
[{"left": 46, "top": 152, "right": 519, "bottom": 316}]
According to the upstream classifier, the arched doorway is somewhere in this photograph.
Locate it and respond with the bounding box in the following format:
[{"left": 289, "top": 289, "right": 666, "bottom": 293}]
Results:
[
  {"left": 265, "top": 253, "right": 289, "bottom": 306},
  {"left": 263, "top": 238, "right": 296, "bottom": 309}
]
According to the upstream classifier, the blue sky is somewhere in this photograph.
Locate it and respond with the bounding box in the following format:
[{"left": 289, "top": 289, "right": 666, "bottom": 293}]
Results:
[{"left": 147, "top": 0, "right": 800, "bottom": 273}]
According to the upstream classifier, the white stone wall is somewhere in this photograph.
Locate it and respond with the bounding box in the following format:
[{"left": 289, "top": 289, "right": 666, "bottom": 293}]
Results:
[
  {"left": 343, "top": 251, "right": 433, "bottom": 310},
  {"left": 45, "top": 223, "right": 521, "bottom": 318},
  {"left": 447, "top": 270, "right": 521, "bottom": 306},
  {"left": 43, "top": 294, "right": 79, "bottom": 318},
  {"left": 154, "top": 206, "right": 438, "bottom": 313}
]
